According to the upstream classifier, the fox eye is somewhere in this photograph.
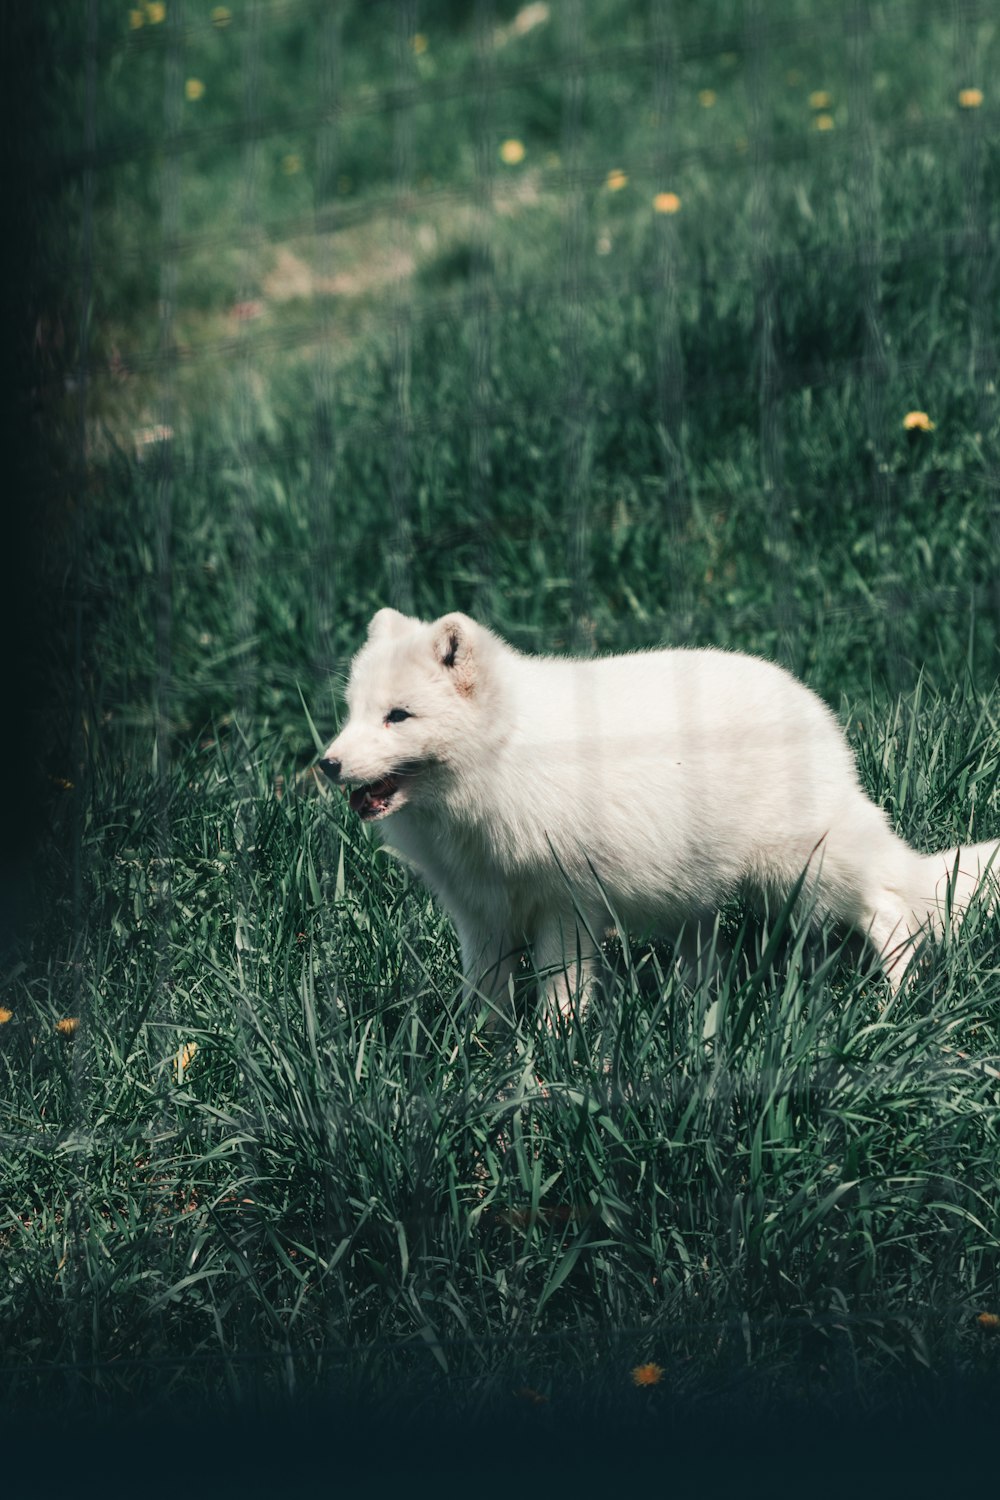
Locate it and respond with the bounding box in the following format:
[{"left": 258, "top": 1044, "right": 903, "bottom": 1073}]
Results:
[{"left": 385, "top": 708, "right": 413, "bottom": 724}]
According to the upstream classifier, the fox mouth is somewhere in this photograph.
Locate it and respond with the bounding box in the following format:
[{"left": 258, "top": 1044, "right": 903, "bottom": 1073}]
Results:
[{"left": 348, "top": 774, "right": 408, "bottom": 821}]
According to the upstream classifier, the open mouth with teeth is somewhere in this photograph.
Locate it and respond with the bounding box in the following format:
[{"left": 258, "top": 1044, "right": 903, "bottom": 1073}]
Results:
[{"left": 347, "top": 774, "right": 407, "bottom": 821}]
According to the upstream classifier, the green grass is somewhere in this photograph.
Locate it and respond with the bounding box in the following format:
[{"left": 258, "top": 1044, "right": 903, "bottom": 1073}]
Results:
[
  {"left": 9, "top": 0, "right": 1000, "bottom": 1415},
  {"left": 6, "top": 681, "right": 1000, "bottom": 1412}
]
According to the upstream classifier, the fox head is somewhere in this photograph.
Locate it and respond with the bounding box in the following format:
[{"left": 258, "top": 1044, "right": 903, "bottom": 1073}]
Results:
[{"left": 318, "top": 609, "right": 494, "bottom": 820}]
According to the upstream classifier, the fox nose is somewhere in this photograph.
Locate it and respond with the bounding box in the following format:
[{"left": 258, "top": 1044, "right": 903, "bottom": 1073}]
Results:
[{"left": 318, "top": 757, "right": 342, "bottom": 782}]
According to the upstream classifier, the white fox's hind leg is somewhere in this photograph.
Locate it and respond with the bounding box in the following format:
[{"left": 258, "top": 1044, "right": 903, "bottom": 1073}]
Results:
[
  {"left": 813, "top": 813, "right": 930, "bottom": 992},
  {"left": 857, "top": 841, "right": 999, "bottom": 993},
  {"left": 863, "top": 896, "right": 924, "bottom": 992},
  {"left": 925, "top": 842, "right": 1000, "bottom": 922}
]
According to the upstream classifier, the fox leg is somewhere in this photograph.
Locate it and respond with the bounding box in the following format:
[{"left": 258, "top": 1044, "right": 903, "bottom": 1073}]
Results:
[
  {"left": 533, "top": 910, "right": 603, "bottom": 1023},
  {"left": 455, "top": 914, "right": 522, "bottom": 1022},
  {"left": 862, "top": 897, "right": 923, "bottom": 992}
]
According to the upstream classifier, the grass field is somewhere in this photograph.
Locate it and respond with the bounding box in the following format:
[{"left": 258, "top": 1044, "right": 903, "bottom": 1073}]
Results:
[{"left": 6, "top": 0, "right": 1000, "bottom": 1418}]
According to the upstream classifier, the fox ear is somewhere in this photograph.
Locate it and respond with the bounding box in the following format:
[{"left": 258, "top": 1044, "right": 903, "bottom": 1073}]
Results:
[
  {"left": 431, "top": 613, "right": 476, "bottom": 695},
  {"left": 367, "top": 607, "right": 410, "bottom": 642}
]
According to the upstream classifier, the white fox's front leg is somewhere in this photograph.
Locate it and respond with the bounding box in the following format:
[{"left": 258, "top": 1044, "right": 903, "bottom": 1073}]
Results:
[
  {"left": 455, "top": 913, "right": 521, "bottom": 1021},
  {"left": 533, "top": 911, "right": 602, "bottom": 1023}
]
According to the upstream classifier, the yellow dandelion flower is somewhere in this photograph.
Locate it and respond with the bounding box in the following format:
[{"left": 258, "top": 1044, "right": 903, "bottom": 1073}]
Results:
[
  {"left": 976, "top": 1311, "right": 1000, "bottom": 1329},
  {"left": 809, "top": 90, "right": 832, "bottom": 110},
  {"left": 0, "top": 1007, "right": 13, "bottom": 1025},
  {"left": 903, "top": 410, "right": 935, "bottom": 431},
  {"left": 653, "top": 191, "right": 682, "bottom": 214},
  {"left": 211, "top": 5, "right": 232, "bottom": 25},
  {"left": 632, "top": 1362, "right": 664, "bottom": 1387},
  {"left": 129, "top": 8, "right": 145, "bottom": 28},
  {"left": 698, "top": 89, "right": 717, "bottom": 108},
  {"left": 606, "top": 168, "right": 628, "bottom": 191},
  {"left": 411, "top": 33, "right": 428, "bottom": 54},
  {"left": 814, "top": 113, "right": 835, "bottom": 131},
  {"left": 958, "top": 88, "right": 984, "bottom": 109},
  {"left": 185, "top": 78, "right": 205, "bottom": 101},
  {"left": 145, "top": 1, "right": 165, "bottom": 22},
  {"left": 55, "top": 1018, "right": 79, "bottom": 1037},
  {"left": 282, "top": 153, "right": 302, "bottom": 175},
  {"left": 500, "top": 138, "right": 526, "bottom": 165},
  {"left": 176, "top": 1041, "right": 198, "bottom": 1080}
]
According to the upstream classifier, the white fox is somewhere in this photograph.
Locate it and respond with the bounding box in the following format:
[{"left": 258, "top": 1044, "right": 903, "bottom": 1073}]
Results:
[{"left": 320, "top": 609, "right": 998, "bottom": 1016}]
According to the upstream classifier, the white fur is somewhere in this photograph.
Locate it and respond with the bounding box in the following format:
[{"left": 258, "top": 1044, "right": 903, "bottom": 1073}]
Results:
[{"left": 322, "top": 609, "right": 999, "bottom": 1017}]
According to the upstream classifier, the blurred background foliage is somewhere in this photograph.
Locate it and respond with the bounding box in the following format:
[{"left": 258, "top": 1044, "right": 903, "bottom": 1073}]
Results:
[{"left": 30, "top": 0, "right": 1000, "bottom": 766}]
